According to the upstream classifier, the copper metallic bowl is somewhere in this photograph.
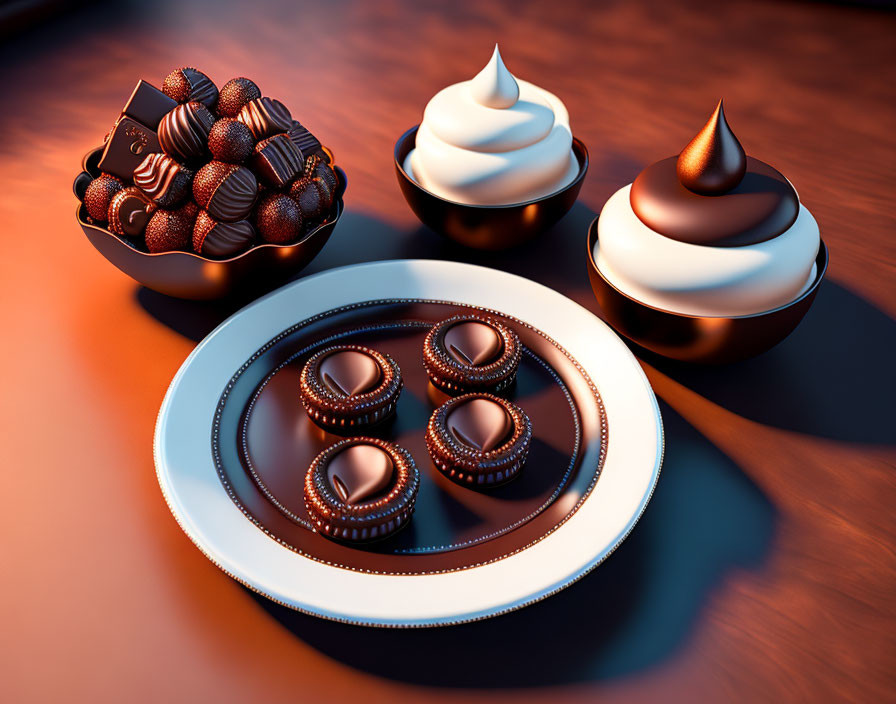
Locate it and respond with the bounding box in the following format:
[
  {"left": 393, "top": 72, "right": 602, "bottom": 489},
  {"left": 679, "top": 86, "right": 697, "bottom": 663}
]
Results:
[
  {"left": 394, "top": 126, "right": 588, "bottom": 250},
  {"left": 586, "top": 216, "right": 829, "bottom": 364},
  {"left": 74, "top": 147, "right": 346, "bottom": 300}
]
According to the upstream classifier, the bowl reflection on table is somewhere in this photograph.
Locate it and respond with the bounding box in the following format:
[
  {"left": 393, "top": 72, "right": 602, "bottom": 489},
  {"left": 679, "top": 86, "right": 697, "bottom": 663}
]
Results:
[
  {"left": 394, "top": 125, "right": 588, "bottom": 250},
  {"left": 74, "top": 147, "right": 346, "bottom": 301},
  {"left": 586, "top": 217, "right": 829, "bottom": 364}
]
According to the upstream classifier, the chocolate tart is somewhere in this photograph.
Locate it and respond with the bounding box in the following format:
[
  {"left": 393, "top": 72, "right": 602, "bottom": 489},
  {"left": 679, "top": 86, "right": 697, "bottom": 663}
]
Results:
[
  {"left": 299, "top": 345, "right": 402, "bottom": 432},
  {"left": 426, "top": 393, "right": 532, "bottom": 487},
  {"left": 304, "top": 437, "right": 419, "bottom": 542},
  {"left": 422, "top": 315, "right": 521, "bottom": 395}
]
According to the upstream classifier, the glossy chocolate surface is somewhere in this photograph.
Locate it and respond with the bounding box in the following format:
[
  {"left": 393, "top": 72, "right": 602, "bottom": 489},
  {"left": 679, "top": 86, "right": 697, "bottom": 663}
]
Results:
[
  {"left": 676, "top": 100, "right": 746, "bottom": 194},
  {"left": 326, "top": 443, "right": 394, "bottom": 505},
  {"left": 319, "top": 349, "right": 381, "bottom": 396},
  {"left": 213, "top": 300, "right": 605, "bottom": 574},
  {"left": 630, "top": 156, "right": 799, "bottom": 247},
  {"left": 446, "top": 397, "right": 512, "bottom": 450},
  {"left": 121, "top": 79, "right": 178, "bottom": 129},
  {"left": 97, "top": 116, "right": 161, "bottom": 180},
  {"left": 444, "top": 321, "right": 502, "bottom": 366}
]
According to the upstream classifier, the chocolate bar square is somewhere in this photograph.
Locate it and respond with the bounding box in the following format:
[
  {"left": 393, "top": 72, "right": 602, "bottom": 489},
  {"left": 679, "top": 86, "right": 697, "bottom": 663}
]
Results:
[
  {"left": 122, "top": 80, "right": 178, "bottom": 129},
  {"left": 97, "top": 116, "right": 161, "bottom": 180}
]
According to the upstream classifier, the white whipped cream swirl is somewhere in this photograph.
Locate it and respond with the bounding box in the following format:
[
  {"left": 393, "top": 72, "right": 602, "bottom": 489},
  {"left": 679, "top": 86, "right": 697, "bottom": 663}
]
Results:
[{"left": 404, "top": 46, "right": 578, "bottom": 205}]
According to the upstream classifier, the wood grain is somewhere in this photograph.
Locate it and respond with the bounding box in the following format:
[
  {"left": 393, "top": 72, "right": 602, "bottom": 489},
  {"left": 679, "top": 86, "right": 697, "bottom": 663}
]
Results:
[{"left": 0, "top": 1, "right": 893, "bottom": 702}]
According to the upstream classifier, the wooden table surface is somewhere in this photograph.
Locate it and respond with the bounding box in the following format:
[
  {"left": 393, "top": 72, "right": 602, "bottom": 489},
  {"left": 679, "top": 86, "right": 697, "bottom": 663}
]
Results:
[{"left": 1, "top": 0, "right": 894, "bottom": 701}]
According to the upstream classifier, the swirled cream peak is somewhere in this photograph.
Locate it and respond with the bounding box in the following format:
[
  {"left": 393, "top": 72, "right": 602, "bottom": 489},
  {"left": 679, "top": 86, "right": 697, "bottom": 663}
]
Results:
[
  {"left": 403, "top": 45, "right": 578, "bottom": 205},
  {"left": 470, "top": 45, "right": 519, "bottom": 108}
]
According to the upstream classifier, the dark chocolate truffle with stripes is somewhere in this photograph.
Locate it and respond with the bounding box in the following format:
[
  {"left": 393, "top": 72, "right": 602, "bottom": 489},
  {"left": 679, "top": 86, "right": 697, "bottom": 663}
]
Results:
[
  {"left": 158, "top": 101, "right": 216, "bottom": 163},
  {"left": 237, "top": 97, "right": 292, "bottom": 141},
  {"left": 162, "top": 67, "right": 218, "bottom": 111},
  {"left": 193, "top": 161, "right": 257, "bottom": 222},
  {"left": 133, "top": 153, "right": 194, "bottom": 208},
  {"left": 250, "top": 133, "right": 303, "bottom": 187},
  {"left": 192, "top": 210, "right": 255, "bottom": 258}
]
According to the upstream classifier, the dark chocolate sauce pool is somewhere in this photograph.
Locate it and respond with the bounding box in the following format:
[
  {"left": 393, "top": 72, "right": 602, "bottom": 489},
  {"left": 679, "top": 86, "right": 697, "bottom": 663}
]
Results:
[{"left": 212, "top": 300, "right": 605, "bottom": 575}]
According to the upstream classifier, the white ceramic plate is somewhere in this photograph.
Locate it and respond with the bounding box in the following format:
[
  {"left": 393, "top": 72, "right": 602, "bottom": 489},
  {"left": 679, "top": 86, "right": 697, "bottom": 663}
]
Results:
[{"left": 154, "top": 260, "right": 663, "bottom": 627}]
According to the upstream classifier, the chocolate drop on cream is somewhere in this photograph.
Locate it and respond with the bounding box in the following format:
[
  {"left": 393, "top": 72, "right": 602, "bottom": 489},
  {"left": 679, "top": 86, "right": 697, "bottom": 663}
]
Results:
[
  {"left": 444, "top": 321, "right": 503, "bottom": 366},
  {"left": 446, "top": 398, "right": 513, "bottom": 451},
  {"left": 676, "top": 100, "right": 746, "bottom": 194},
  {"left": 326, "top": 444, "right": 394, "bottom": 505},
  {"left": 319, "top": 350, "right": 381, "bottom": 396}
]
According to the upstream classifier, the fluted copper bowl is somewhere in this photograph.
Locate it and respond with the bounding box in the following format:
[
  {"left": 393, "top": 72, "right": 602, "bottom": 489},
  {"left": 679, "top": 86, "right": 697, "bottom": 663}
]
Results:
[
  {"left": 586, "top": 216, "right": 829, "bottom": 364},
  {"left": 74, "top": 147, "right": 346, "bottom": 300},
  {"left": 394, "top": 126, "right": 588, "bottom": 250}
]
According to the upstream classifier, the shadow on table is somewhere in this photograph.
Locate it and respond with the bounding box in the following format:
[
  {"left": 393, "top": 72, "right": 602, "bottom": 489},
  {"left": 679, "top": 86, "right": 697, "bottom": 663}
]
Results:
[
  {"left": 643, "top": 280, "right": 896, "bottom": 446},
  {"left": 136, "top": 204, "right": 600, "bottom": 342},
  {"left": 248, "top": 404, "right": 776, "bottom": 686}
]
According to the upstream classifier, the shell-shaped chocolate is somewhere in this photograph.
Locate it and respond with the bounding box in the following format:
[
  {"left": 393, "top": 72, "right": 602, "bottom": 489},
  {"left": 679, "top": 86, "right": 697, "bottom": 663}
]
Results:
[
  {"left": 107, "top": 186, "right": 156, "bottom": 238},
  {"left": 158, "top": 102, "right": 215, "bottom": 162},
  {"left": 162, "top": 67, "right": 218, "bottom": 110},
  {"left": 192, "top": 210, "right": 255, "bottom": 258},
  {"left": 193, "top": 161, "right": 258, "bottom": 223},
  {"left": 250, "top": 134, "right": 303, "bottom": 187},
  {"left": 237, "top": 97, "right": 292, "bottom": 140},
  {"left": 133, "top": 153, "right": 194, "bottom": 208}
]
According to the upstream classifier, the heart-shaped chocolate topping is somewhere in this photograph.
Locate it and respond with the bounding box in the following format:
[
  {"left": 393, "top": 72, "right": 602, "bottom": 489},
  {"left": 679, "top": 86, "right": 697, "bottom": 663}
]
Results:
[
  {"left": 444, "top": 321, "right": 503, "bottom": 366},
  {"left": 319, "top": 350, "right": 381, "bottom": 396},
  {"left": 326, "top": 444, "right": 394, "bottom": 505},
  {"left": 446, "top": 398, "right": 513, "bottom": 451}
]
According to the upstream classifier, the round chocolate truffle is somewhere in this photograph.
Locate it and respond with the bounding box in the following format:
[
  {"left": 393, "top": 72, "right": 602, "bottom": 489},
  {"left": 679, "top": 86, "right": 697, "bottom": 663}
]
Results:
[
  {"left": 304, "top": 437, "right": 419, "bottom": 543},
  {"left": 208, "top": 118, "right": 255, "bottom": 163},
  {"left": 288, "top": 176, "right": 325, "bottom": 223},
  {"left": 162, "top": 67, "right": 218, "bottom": 110},
  {"left": 192, "top": 210, "right": 255, "bottom": 259},
  {"left": 145, "top": 202, "right": 198, "bottom": 253},
  {"left": 426, "top": 393, "right": 532, "bottom": 487},
  {"left": 107, "top": 186, "right": 156, "bottom": 237},
  {"left": 237, "top": 97, "right": 292, "bottom": 141},
  {"left": 193, "top": 161, "right": 257, "bottom": 222},
  {"left": 255, "top": 193, "right": 303, "bottom": 244},
  {"left": 158, "top": 101, "right": 216, "bottom": 163},
  {"left": 299, "top": 345, "right": 403, "bottom": 433},
  {"left": 133, "top": 152, "right": 194, "bottom": 208},
  {"left": 83, "top": 173, "right": 124, "bottom": 221},
  {"left": 312, "top": 159, "right": 339, "bottom": 199},
  {"left": 217, "top": 77, "right": 261, "bottom": 118},
  {"left": 422, "top": 315, "right": 522, "bottom": 395}
]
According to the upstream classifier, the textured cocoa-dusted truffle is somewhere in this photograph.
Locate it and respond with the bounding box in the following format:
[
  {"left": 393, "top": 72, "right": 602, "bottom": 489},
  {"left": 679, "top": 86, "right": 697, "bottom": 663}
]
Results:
[
  {"left": 217, "top": 77, "right": 261, "bottom": 118},
  {"left": 192, "top": 210, "right": 255, "bottom": 258},
  {"left": 208, "top": 118, "right": 255, "bottom": 163},
  {"left": 422, "top": 315, "right": 522, "bottom": 395},
  {"left": 83, "top": 173, "right": 124, "bottom": 221},
  {"left": 304, "top": 437, "right": 420, "bottom": 543},
  {"left": 158, "top": 101, "right": 216, "bottom": 163},
  {"left": 162, "top": 67, "right": 218, "bottom": 110},
  {"left": 288, "top": 176, "right": 325, "bottom": 223},
  {"left": 255, "top": 192, "right": 303, "bottom": 244},
  {"left": 237, "top": 97, "right": 292, "bottom": 141},
  {"left": 250, "top": 133, "right": 303, "bottom": 187},
  {"left": 299, "top": 345, "right": 403, "bottom": 433},
  {"left": 193, "top": 161, "right": 257, "bottom": 222},
  {"left": 133, "top": 152, "right": 193, "bottom": 208},
  {"left": 145, "top": 202, "right": 199, "bottom": 253},
  {"left": 426, "top": 393, "right": 532, "bottom": 488},
  {"left": 107, "top": 186, "right": 156, "bottom": 238}
]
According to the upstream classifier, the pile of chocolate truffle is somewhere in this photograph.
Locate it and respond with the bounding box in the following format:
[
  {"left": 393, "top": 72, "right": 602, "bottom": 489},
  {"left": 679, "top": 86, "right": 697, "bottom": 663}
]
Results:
[
  {"left": 79, "top": 67, "right": 339, "bottom": 258},
  {"left": 299, "top": 314, "right": 533, "bottom": 543}
]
